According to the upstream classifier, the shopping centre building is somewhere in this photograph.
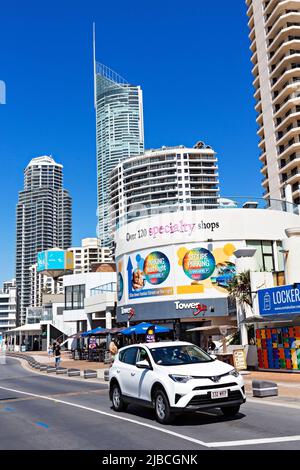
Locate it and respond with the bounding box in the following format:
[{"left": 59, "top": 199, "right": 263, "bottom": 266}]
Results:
[{"left": 114, "top": 197, "right": 300, "bottom": 346}]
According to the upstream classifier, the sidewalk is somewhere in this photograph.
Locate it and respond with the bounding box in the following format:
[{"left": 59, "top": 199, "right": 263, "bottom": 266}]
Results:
[
  {"left": 22, "top": 351, "right": 108, "bottom": 376},
  {"left": 242, "top": 370, "right": 300, "bottom": 404}
]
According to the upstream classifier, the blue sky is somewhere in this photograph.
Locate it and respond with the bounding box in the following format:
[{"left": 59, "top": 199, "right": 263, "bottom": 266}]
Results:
[{"left": 0, "top": 0, "right": 259, "bottom": 284}]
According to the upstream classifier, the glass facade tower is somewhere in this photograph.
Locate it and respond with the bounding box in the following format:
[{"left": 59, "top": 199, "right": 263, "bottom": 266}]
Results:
[{"left": 94, "top": 62, "right": 144, "bottom": 246}]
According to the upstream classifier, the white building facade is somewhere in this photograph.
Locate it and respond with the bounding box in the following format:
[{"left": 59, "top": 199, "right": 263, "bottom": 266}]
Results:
[
  {"left": 63, "top": 271, "right": 116, "bottom": 333},
  {"left": 114, "top": 202, "right": 300, "bottom": 342},
  {"left": 68, "top": 238, "right": 113, "bottom": 274},
  {"left": 110, "top": 142, "right": 219, "bottom": 235},
  {"left": 0, "top": 279, "right": 17, "bottom": 334}
]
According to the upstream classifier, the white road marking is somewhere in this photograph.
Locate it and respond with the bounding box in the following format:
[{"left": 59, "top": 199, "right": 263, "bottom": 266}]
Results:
[
  {"left": 208, "top": 435, "right": 300, "bottom": 448},
  {"left": 0, "top": 385, "right": 209, "bottom": 448},
  {"left": 0, "top": 385, "right": 299, "bottom": 449}
]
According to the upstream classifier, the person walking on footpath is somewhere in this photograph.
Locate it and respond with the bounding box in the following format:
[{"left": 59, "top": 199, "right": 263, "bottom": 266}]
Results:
[{"left": 54, "top": 342, "right": 61, "bottom": 368}]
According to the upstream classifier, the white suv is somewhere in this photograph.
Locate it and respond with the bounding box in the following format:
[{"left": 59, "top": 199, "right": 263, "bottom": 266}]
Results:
[{"left": 109, "top": 341, "right": 246, "bottom": 424}]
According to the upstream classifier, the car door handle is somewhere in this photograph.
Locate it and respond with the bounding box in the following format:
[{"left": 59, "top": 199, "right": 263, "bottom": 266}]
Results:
[{"left": 131, "top": 372, "right": 136, "bottom": 376}]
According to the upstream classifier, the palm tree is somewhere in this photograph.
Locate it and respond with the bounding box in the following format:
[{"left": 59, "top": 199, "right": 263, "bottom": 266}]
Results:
[
  {"left": 227, "top": 270, "right": 252, "bottom": 308},
  {"left": 226, "top": 270, "right": 253, "bottom": 345}
]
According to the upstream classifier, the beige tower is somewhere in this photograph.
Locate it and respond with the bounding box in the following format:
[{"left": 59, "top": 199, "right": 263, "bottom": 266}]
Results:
[{"left": 246, "top": 0, "right": 300, "bottom": 206}]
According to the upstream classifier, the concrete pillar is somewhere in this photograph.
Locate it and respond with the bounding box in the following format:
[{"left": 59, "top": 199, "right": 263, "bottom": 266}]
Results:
[
  {"left": 285, "top": 184, "right": 294, "bottom": 213},
  {"left": 46, "top": 323, "right": 50, "bottom": 351},
  {"left": 234, "top": 248, "right": 257, "bottom": 347},
  {"left": 106, "top": 310, "right": 112, "bottom": 330},
  {"left": 86, "top": 313, "right": 93, "bottom": 331},
  {"left": 282, "top": 228, "right": 300, "bottom": 284}
]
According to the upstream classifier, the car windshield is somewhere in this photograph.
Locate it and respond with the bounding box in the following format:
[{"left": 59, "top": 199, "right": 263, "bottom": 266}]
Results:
[{"left": 149, "top": 345, "right": 213, "bottom": 366}]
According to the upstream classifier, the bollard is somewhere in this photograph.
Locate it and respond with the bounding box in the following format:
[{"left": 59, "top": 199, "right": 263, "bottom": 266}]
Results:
[
  {"left": 83, "top": 369, "right": 97, "bottom": 379},
  {"left": 252, "top": 380, "right": 278, "bottom": 397},
  {"left": 68, "top": 368, "right": 81, "bottom": 377},
  {"left": 56, "top": 367, "right": 68, "bottom": 375},
  {"left": 104, "top": 370, "right": 110, "bottom": 382}
]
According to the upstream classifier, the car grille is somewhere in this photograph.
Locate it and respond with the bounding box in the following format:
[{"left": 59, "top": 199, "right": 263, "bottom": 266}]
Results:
[
  {"left": 193, "top": 382, "right": 237, "bottom": 391},
  {"left": 188, "top": 390, "right": 243, "bottom": 407}
]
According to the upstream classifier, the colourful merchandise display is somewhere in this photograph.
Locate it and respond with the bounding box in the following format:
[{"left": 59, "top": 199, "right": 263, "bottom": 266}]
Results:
[{"left": 256, "top": 326, "right": 300, "bottom": 371}]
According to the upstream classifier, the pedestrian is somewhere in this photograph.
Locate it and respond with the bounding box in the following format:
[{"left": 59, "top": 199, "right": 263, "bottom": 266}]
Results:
[
  {"left": 109, "top": 339, "right": 118, "bottom": 361},
  {"left": 207, "top": 336, "right": 216, "bottom": 352},
  {"left": 54, "top": 342, "right": 61, "bottom": 368}
]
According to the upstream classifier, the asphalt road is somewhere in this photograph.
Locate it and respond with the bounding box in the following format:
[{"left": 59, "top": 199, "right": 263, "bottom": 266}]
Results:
[{"left": 0, "top": 357, "right": 300, "bottom": 450}]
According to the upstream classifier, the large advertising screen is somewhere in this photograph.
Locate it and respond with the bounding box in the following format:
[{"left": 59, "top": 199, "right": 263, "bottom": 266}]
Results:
[
  {"left": 37, "top": 250, "right": 74, "bottom": 273},
  {"left": 117, "top": 241, "right": 243, "bottom": 306}
]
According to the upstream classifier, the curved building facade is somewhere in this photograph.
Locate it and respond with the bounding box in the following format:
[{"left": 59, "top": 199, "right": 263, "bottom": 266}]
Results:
[
  {"left": 110, "top": 142, "right": 219, "bottom": 234},
  {"left": 114, "top": 202, "right": 300, "bottom": 341}
]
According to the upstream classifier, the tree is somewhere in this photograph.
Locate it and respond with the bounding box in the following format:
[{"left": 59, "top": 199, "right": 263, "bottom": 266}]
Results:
[
  {"left": 226, "top": 270, "right": 253, "bottom": 345},
  {"left": 227, "top": 270, "right": 252, "bottom": 308}
]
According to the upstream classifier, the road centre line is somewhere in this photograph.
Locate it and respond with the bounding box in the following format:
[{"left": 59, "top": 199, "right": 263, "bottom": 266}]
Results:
[{"left": 0, "top": 385, "right": 299, "bottom": 448}]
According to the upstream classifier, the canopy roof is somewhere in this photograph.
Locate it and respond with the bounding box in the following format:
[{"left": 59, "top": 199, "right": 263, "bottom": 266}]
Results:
[
  {"left": 7, "top": 323, "right": 41, "bottom": 333},
  {"left": 120, "top": 322, "right": 172, "bottom": 336}
]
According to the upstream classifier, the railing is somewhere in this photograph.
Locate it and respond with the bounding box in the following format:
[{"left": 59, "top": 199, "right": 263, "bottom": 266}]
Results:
[
  {"left": 90, "top": 282, "right": 117, "bottom": 296},
  {"left": 111, "top": 196, "right": 299, "bottom": 228}
]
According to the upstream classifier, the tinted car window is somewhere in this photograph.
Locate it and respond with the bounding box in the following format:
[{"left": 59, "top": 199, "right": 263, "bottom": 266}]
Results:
[
  {"left": 137, "top": 348, "right": 151, "bottom": 364},
  {"left": 119, "top": 347, "right": 138, "bottom": 365},
  {"left": 150, "top": 345, "right": 213, "bottom": 366}
]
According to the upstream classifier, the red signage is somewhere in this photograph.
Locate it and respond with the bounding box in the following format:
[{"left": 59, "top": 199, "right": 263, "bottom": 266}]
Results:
[{"left": 193, "top": 303, "right": 208, "bottom": 317}]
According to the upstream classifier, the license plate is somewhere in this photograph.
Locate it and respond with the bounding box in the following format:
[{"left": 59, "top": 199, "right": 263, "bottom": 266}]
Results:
[{"left": 211, "top": 390, "right": 228, "bottom": 399}]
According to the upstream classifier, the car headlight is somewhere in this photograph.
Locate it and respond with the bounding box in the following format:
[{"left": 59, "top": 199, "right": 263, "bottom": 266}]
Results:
[
  {"left": 169, "top": 374, "right": 193, "bottom": 383},
  {"left": 229, "top": 368, "right": 240, "bottom": 378}
]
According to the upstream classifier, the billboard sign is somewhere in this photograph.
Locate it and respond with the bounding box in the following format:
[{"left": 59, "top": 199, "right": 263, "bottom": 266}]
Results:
[
  {"left": 37, "top": 250, "right": 74, "bottom": 273},
  {"left": 258, "top": 284, "right": 300, "bottom": 316},
  {"left": 47, "top": 251, "right": 65, "bottom": 270},
  {"left": 117, "top": 241, "right": 240, "bottom": 307}
]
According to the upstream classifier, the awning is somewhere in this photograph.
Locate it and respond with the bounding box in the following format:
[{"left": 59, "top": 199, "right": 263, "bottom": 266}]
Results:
[
  {"left": 186, "top": 325, "right": 237, "bottom": 335},
  {"left": 81, "top": 327, "right": 107, "bottom": 337},
  {"left": 242, "top": 314, "right": 300, "bottom": 324},
  {"left": 6, "top": 323, "right": 41, "bottom": 334},
  {"left": 120, "top": 322, "right": 172, "bottom": 336}
]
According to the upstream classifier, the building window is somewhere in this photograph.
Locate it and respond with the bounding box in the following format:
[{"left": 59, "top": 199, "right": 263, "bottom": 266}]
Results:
[
  {"left": 246, "top": 240, "right": 275, "bottom": 272},
  {"left": 65, "top": 285, "right": 85, "bottom": 310}
]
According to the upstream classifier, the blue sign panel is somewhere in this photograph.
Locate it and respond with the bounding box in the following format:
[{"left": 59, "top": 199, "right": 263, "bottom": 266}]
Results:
[
  {"left": 47, "top": 251, "right": 65, "bottom": 270},
  {"left": 37, "top": 252, "right": 46, "bottom": 272},
  {"left": 258, "top": 284, "right": 300, "bottom": 316}
]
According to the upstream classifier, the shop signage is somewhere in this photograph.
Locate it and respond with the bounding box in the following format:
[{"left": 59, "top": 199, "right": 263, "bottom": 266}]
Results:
[
  {"left": 117, "top": 298, "right": 228, "bottom": 322},
  {"left": 146, "top": 327, "right": 156, "bottom": 343},
  {"left": 120, "top": 306, "right": 135, "bottom": 320},
  {"left": 258, "top": 284, "right": 300, "bottom": 316}
]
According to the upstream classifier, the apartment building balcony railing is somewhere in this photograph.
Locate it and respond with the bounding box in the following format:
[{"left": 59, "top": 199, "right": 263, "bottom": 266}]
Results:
[{"left": 112, "top": 196, "right": 299, "bottom": 228}]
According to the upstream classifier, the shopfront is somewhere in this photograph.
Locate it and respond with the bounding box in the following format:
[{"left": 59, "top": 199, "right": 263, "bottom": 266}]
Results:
[
  {"left": 256, "top": 285, "right": 300, "bottom": 371},
  {"left": 114, "top": 207, "right": 300, "bottom": 340}
]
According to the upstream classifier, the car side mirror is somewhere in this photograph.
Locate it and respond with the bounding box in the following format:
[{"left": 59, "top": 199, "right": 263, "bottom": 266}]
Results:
[{"left": 136, "top": 360, "right": 151, "bottom": 369}]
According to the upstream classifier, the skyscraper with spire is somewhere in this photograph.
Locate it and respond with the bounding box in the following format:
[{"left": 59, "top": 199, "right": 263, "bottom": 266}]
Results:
[{"left": 93, "top": 27, "right": 144, "bottom": 246}]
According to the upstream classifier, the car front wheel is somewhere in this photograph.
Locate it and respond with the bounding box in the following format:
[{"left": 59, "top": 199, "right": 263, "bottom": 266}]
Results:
[
  {"left": 154, "top": 389, "right": 174, "bottom": 424},
  {"left": 111, "top": 383, "right": 127, "bottom": 412},
  {"left": 220, "top": 405, "right": 240, "bottom": 417}
]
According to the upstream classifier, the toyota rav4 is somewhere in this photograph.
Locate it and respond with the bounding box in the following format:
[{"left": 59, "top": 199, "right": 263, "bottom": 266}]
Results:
[{"left": 109, "top": 341, "right": 246, "bottom": 424}]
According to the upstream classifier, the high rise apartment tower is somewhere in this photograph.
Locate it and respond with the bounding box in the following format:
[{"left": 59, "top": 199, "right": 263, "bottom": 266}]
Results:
[
  {"left": 247, "top": 0, "right": 300, "bottom": 204},
  {"left": 16, "top": 156, "right": 72, "bottom": 325}
]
